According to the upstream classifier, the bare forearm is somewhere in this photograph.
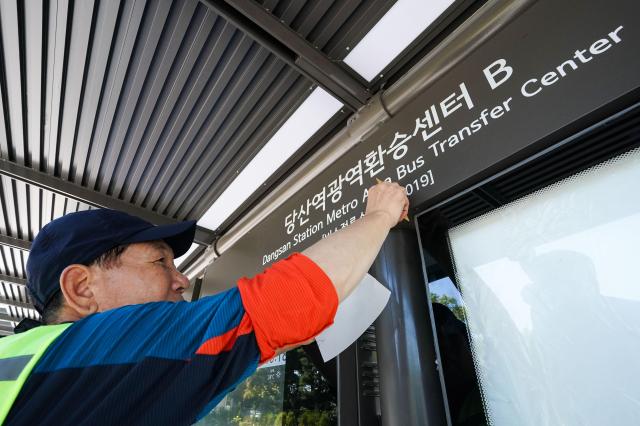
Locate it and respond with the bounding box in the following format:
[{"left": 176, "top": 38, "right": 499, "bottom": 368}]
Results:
[{"left": 302, "top": 211, "right": 392, "bottom": 302}]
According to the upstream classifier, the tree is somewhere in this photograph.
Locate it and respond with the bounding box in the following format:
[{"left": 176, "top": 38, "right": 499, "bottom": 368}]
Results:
[
  {"left": 431, "top": 293, "right": 466, "bottom": 323},
  {"left": 197, "top": 347, "right": 336, "bottom": 426}
]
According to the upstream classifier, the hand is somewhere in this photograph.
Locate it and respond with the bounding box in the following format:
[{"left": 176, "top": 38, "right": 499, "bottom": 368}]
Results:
[
  {"left": 303, "top": 180, "right": 410, "bottom": 304},
  {"left": 364, "top": 181, "right": 409, "bottom": 228}
]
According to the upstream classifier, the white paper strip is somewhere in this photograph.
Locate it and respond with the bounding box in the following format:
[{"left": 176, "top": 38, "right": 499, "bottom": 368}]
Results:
[{"left": 316, "top": 273, "right": 391, "bottom": 362}]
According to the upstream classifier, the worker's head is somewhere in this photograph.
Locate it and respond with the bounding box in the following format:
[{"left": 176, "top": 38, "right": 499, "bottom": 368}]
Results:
[{"left": 26, "top": 209, "right": 196, "bottom": 324}]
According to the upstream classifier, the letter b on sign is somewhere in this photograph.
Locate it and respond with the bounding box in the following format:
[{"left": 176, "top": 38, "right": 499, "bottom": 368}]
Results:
[{"left": 483, "top": 59, "right": 513, "bottom": 90}]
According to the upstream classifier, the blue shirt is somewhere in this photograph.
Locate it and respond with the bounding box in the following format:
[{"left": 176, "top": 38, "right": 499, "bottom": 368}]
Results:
[
  {"left": 5, "top": 254, "right": 338, "bottom": 426},
  {"left": 6, "top": 288, "right": 257, "bottom": 425}
]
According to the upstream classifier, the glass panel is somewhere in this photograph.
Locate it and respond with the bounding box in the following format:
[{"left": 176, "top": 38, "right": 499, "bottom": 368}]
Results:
[
  {"left": 429, "top": 277, "right": 465, "bottom": 322},
  {"left": 197, "top": 354, "right": 287, "bottom": 426},
  {"left": 281, "top": 348, "right": 337, "bottom": 426},
  {"left": 197, "top": 347, "right": 336, "bottom": 426},
  {"left": 448, "top": 148, "right": 640, "bottom": 426},
  {"left": 424, "top": 253, "right": 486, "bottom": 425}
]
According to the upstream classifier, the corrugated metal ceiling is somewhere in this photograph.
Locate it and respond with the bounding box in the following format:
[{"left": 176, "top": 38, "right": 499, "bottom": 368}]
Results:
[
  {"left": 0, "top": 0, "right": 398, "bottom": 329},
  {"left": 259, "top": 0, "right": 395, "bottom": 60}
]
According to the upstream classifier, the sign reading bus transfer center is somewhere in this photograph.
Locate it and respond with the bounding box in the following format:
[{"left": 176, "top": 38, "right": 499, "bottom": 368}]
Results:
[{"left": 203, "top": 0, "right": 640, "bottom": 293}]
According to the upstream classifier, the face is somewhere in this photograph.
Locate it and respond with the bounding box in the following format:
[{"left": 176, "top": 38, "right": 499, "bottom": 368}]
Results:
[{"left": 88, "top": 241, "right": 190, "bottom": 312}]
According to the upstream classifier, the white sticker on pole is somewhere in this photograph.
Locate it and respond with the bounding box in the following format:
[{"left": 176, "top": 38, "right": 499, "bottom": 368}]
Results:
[{"left": 316, "top": 273, "right": 391, "bottom": 362}]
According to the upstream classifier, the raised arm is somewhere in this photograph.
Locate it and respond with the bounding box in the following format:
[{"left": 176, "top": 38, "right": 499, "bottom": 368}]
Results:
[
  {"left": 237, "top": 181, "right": 409, "bottom": 360},
  {"left": 303, "top": 181, "right": 409, "bottom": 302}
]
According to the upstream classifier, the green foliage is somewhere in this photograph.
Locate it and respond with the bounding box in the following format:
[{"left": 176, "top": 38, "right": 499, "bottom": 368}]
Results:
[
  {"left": 197, "top": 348, "right": 336, "bottom": 426},
  {"left": 431, "top": 293, "right": 466, "bottom": 323}
]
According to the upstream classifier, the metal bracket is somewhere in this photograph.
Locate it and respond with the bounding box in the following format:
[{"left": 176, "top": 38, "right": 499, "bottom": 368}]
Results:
[
  {"left": 200, "top": 0, "right": 371, "bottom": 110},
  {"left": 0, "top": 234, "right": 31, "bottom": 251}
]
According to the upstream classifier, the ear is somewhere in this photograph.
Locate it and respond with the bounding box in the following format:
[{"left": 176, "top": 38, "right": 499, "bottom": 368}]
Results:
[{"left": 59, "top": 264, "right": 99, "bottom": 318}]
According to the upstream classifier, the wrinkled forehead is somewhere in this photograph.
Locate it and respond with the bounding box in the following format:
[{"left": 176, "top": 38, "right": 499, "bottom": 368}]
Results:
[
  {"left": 148, "top": 240, "right": 171, "bottom": 250},
  {"left": 127, "top": 240, "right": 174, "bottom": 257},
  {"left": 147, "top": 240, "right": 173, "bottom": 254}
]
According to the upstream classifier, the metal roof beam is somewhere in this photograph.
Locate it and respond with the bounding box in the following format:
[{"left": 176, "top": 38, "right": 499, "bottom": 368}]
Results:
[
  {"left": 0, "top": 273, "right": 27, "bottom": 288},
  {"left": 200, "top": 0, "right": 370, "bottom": 110},
  {"left": 183, "top": 0, "right": 537, "bottom": 280},
  {"left": 0, "top": 295, "right": 33, "bottom": 310},
  {"left": 0, "top": 158, "right": 216, "bottom": 245},
  {"left": 0, "top": 234, "right": 31, "bottom": 251}
]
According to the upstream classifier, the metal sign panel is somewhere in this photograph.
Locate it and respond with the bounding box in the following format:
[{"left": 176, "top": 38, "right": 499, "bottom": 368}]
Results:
[{"left": 203, "top": 0, "right": 640, "bottom": 293}]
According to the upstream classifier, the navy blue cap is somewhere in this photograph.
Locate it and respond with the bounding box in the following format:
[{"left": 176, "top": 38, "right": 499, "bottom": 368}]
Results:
[{"left": 26, "top": 209, "right": 197, "bottom": 314}]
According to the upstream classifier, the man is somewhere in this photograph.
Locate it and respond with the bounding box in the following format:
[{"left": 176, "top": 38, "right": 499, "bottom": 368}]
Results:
[{"left": 0, "top": 181, "right": 409, "bottom": 425}]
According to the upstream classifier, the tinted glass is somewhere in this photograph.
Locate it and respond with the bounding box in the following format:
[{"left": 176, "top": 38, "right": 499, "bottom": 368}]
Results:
[
  {"left": 448, "top": 148, "right": 640, "bottom": 425},
  {"left": 197, "top": 348, "right": 336, "bottom": 425}
]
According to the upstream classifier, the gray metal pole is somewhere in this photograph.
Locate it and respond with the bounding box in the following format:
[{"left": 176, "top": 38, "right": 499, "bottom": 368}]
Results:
[{"left": 370, "top": 228, "right": 448, "bottom": 426}]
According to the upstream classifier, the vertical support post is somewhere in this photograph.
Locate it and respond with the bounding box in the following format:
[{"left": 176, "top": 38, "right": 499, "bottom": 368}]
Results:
[
  {"left": 338, "top": 336, "right": 380, "bottom": 426},
  {"left": 371, "top": 228, "right": 447, "bottom": 426},
  {"left": 337, "top": 342, "right": 359, "bottom": 426}
]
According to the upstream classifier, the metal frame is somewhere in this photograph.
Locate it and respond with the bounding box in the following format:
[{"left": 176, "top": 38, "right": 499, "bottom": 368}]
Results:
[
  {"left": 191, "top": 277, "right": 203, "bottom": 301},
  {"left": 363, "top": 0, "right": 482, "bottom": 92},
  {"left": 0, "top": 312, "right": 20, "bottom": 323},
  {"left": 0, "top": 274, "right": 27, "bottom": 288},
  {"left": 414, "top": 101, "right": 640, "bottom": 220},
  {"left": 0, "top": 158, "right": 215, "bottom": 245},
  {"left": 0, "top": 295, "right": 33, "bottom": 310},
  {"left": 0, "top": 234, "right": 31, "bottom": 251},
  {"left": 200, "top": 0, "right": 370, "bottom": 110}
]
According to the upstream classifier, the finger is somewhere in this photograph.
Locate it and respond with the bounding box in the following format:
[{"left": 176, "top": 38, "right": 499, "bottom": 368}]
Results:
[
  {"left": 402, "top": 198, "right": 410, "bottom": 222},
  {"left": 401, "top": 203, "right": 410, "bottom": 221},
  {"left": 401, "top": 203, "right": 409, "bottom": 216},
  {"left": 398, "top": 212, "right": 409, "bottom": 222}
]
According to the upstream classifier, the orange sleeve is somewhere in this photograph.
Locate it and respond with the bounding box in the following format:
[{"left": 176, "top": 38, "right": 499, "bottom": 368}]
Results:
[{"left": 237, "top": 253, "right": 339, "bottom": 363}]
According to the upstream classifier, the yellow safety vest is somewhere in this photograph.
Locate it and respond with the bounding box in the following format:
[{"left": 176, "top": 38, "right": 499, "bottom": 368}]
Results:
[{"left": 0, "top": 324, "right": 70, "bottom": 425}]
